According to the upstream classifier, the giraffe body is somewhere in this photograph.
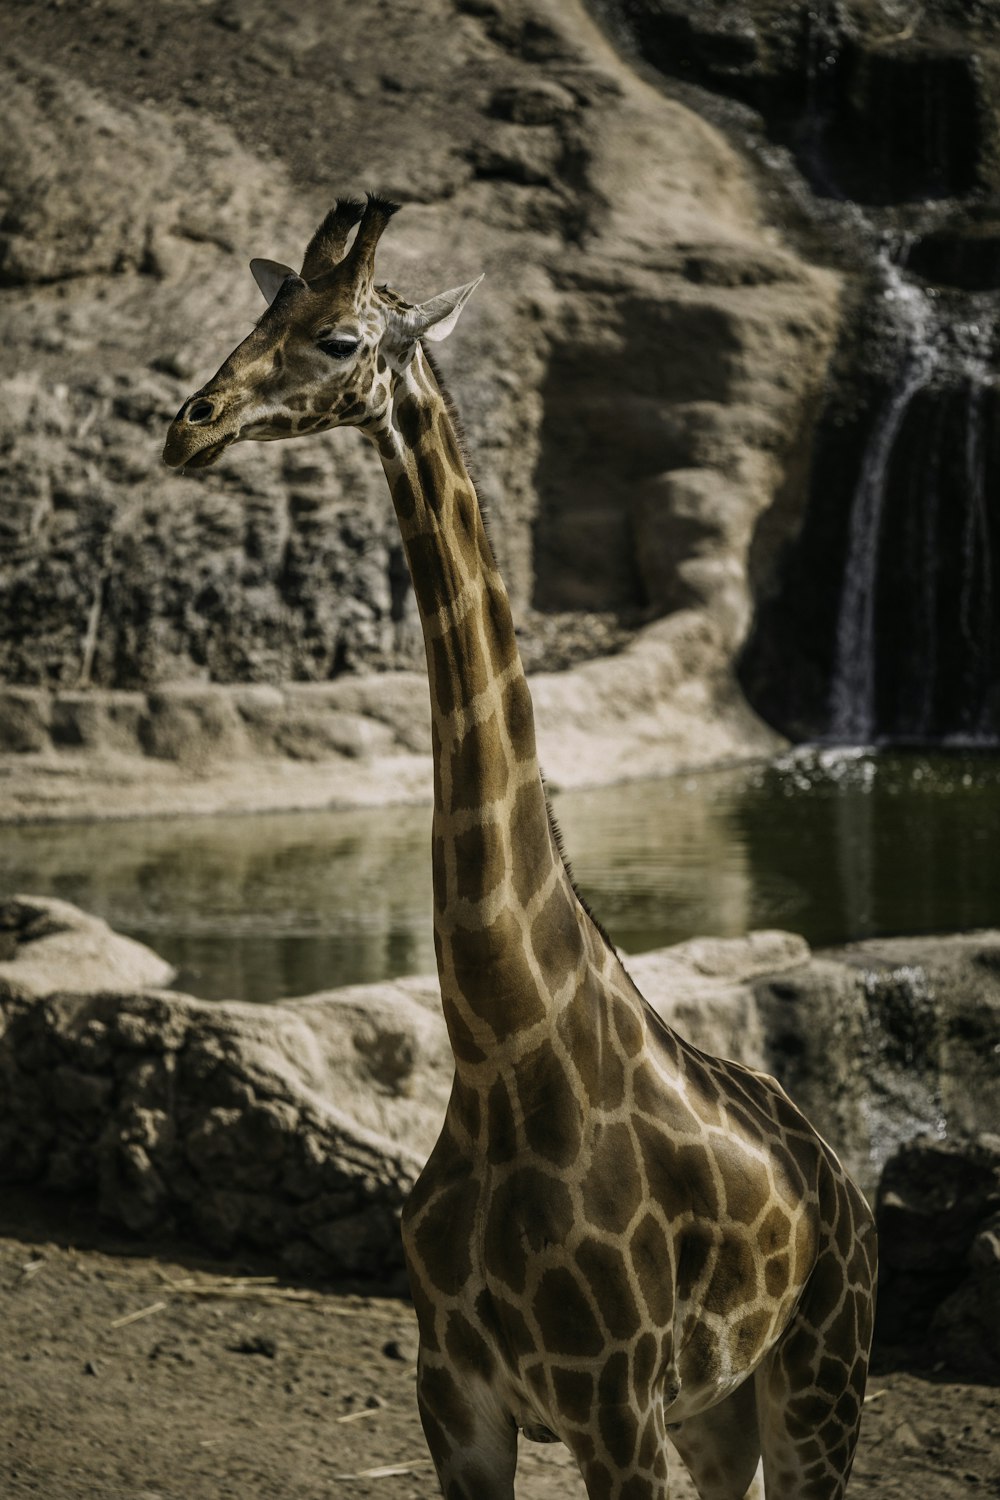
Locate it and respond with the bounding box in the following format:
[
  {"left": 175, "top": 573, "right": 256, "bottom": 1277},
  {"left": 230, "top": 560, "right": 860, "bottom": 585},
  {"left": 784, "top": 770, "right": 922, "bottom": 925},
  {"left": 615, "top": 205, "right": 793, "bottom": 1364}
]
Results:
[{"left": 163, "top": 197, "right": 877, "bottom": 1500}]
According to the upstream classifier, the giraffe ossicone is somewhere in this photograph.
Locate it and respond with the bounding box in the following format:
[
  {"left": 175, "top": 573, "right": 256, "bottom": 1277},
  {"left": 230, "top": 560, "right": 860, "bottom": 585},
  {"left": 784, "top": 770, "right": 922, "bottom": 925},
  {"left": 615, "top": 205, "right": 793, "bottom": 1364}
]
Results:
[{"left": 163, "top": 195, "right": 877, "bottom": 1500}]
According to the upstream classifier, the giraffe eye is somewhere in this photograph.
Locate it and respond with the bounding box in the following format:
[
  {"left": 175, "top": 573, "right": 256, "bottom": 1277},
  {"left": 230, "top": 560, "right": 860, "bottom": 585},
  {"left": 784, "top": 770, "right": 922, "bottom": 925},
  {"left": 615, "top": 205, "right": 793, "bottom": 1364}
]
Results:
[{"left": 318, "top": 336, "right": 360, "bottom": 361}]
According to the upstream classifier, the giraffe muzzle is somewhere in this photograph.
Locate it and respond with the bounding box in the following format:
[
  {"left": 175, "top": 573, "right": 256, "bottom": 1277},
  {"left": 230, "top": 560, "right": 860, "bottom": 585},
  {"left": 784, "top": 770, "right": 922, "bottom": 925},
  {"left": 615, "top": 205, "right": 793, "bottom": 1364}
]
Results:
[{"left": 162, "top": 394, "right": 237, "bottom": 470}]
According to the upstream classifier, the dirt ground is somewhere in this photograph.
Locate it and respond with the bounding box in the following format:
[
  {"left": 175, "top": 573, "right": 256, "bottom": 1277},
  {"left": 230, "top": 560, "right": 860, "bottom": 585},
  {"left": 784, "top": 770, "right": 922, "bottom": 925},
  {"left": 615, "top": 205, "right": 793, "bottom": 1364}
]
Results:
[{"left": 0, "top": 1189, "right": 996, "bottom": 1500}]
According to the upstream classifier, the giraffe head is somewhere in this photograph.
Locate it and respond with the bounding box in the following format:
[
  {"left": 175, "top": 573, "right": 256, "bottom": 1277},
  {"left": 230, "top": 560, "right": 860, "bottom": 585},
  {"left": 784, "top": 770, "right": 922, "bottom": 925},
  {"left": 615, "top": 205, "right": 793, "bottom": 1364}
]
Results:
[{"left": 162, "top": 195, "right": 482, "bottom": 470}]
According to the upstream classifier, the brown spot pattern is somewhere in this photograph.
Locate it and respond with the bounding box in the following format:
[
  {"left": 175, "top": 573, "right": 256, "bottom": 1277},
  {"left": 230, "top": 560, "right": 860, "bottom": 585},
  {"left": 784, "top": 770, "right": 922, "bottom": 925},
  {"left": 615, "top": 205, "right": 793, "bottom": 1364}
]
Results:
[
  {"left": 453, "top": 820, "right": 505, "bottom": 904},
  {"left": 197, "top": 273, "right": 882, "bottom": 1499},
  {"left": 404, "top": 531, "right": 450, "bottom": 618},
  {"left": 500, "top": 674, "right": 536, "bottom": 764},
  {"left": 391, "top": 469, "right": 417, "bottom": 520},
  {"left": 629, "top": 1213, "right": 674, "bottom": 1327},
  {"left": 486, "top": 1075, "right": 519, "bottom": 1165},
  {"left": 533, "top": 1269, "right": 603, "bottom": 1357},
  {"left": 531, "top": 884, "right": 583, "bottom": 989},
  {"left": 412, "top": 1178, "right": 478, "bottom": 1299},
  {"left": 632, "top": 1331, "right": 657, "bottom": 1391},
  {"left": 417, "top": 444, "right": 448, "bottom": 511},
  {"left": 419, "top": 1365, "right": 474, "bottom": 1447},
  {"left": 612, "top": 997, "right": 645, "bottom": 1058},
  {"left": 396, "top": 392, "right": 430, "bottom": 447},
  {"left": 703, "top": 1234, "right": 758, "bottom": 1315},
  {"left": 445, "top": 1312, "right": 495, "bottom": 1377},
  {"left": 448, "top": 711, "right": 509, "bottom": 812},
  {"left": 634, "top": 1119, "right": 688, "bottom": 1224},
  {"left": 576, "top": 1237, "right": 641, "bottom": 1340},
  {"left": 552, "top": 1367, "right": 594, "bottom": 1425},
  {"left": 449, "top": 908, "right": 546, "bottom": 1039},
  {"left": 581, "top": 1123, "right": 643, "bottom": 1235},
  {"left": 509, "top": 780, "right": 556, "bottom": 908},
  {"left": 518, "top": 1046, "right": 584, "bottom": 1168},
  {"left": 431, "top": 611, "right": 490, "bottom": 720}
]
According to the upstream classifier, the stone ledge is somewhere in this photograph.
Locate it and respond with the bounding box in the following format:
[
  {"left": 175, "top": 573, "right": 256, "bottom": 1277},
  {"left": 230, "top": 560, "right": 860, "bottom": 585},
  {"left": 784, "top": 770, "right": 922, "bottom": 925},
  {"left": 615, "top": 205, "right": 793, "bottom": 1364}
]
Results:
[
  {"left": 0, "top": 636, "right": 784, "bottom": 823},
  {"left": 0, "top": 679, "right": 430, "bottom": 766},
  {"left": 3, "top": 897, "right": 1000, "bottom": 1287},
  {"left": 0, "top": 983, "right": 421, "bottom": 1281}
]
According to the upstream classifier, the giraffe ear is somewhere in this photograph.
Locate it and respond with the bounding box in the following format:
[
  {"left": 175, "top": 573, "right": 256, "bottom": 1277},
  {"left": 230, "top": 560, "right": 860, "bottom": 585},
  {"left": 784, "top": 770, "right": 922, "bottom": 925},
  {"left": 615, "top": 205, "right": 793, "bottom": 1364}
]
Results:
[
  {"left": 250, "top": 258, "right": 301, "bottom": 305},
  {"left": 399, "top": 275, "right": 485, "bottom": 345}
]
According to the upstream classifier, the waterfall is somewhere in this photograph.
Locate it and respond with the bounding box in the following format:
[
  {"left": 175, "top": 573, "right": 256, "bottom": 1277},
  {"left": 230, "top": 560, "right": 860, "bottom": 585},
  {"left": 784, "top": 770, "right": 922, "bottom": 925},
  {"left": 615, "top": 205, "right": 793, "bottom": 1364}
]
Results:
[
  {"left": 959, "top": 381, "right": 995, "bottom": 739},
  {"left": 823, "top": 228, "right": 1000, "bottom": 746},
  {"left": 827, "top": 252, "right": 938, "bottom": 742},
  {"left": 604, "top": 0, "right": 1000, "bottom": 747}
]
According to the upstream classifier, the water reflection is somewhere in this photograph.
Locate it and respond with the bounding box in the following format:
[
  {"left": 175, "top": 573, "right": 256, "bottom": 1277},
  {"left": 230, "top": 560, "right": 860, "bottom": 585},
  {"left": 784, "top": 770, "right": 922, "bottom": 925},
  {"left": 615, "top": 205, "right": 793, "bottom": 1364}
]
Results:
[
  {"left": 0, "top": 804, "right": 435, "bottom": 1002},
  {"left": 1, "top": 751, "right": 997, "bottom": 1002}
]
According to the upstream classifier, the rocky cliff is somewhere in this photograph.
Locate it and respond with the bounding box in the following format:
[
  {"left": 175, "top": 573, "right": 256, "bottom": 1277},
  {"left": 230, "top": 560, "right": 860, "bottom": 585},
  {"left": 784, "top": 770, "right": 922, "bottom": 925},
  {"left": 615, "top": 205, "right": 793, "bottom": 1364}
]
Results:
[
  {"left": 0, "top": 0, "right": 841, "bottom": 794},
  {"left": 598, "top": 0, "right": 1000, "bottom": 743}
]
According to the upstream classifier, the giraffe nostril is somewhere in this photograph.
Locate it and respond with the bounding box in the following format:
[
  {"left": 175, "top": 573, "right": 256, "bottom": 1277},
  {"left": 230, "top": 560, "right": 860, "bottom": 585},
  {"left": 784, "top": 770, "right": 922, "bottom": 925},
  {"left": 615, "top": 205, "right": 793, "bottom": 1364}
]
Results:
[{"left": 188, "top": 398, "right": 215, "bottom": 425}]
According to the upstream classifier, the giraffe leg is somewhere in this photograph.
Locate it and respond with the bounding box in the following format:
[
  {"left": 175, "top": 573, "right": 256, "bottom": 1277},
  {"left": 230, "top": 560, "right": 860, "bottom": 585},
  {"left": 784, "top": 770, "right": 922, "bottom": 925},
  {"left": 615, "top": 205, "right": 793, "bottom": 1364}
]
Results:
[
  {"left": 667, "top": 1377, "right": 764, "bottom": 1500},
  {"left": 563, "top": 1389, "right": 671, "bottom": 1500},
  {"left": 753, "top": 1200, "right": 877, "bottom": 1499},
  {"left": 416, "top": 1359, "right": 518, "bottom": 1500}
]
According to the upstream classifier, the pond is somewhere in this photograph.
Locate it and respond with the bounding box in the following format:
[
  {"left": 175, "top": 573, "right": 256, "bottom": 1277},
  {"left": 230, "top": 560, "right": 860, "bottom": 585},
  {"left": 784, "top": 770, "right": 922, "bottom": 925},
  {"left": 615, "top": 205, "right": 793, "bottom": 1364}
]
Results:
[{"left": 2, "top": 749, "right": 998, "bottom": 1004}]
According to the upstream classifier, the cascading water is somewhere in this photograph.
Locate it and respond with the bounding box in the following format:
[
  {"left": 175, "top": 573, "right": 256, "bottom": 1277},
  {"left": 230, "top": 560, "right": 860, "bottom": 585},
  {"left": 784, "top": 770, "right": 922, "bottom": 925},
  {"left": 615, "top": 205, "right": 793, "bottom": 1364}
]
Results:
[
  {"left": 596, "top": 0, "right": 1000, "bottom": 745},
  {"left": 735, "top": 3, "right": 1000, "bottom": 746},
  {"left": 827, "top": 248, "right": 998, "bottom": 745},
  {"left": 958, "top": 380, "right": 996, "bottom": 736},
  {"left": 827, "top": 250, "right": 939, "bottom": 742},
  {"left": 789, "top": 4, "right": 1000, "bottom": 745}
]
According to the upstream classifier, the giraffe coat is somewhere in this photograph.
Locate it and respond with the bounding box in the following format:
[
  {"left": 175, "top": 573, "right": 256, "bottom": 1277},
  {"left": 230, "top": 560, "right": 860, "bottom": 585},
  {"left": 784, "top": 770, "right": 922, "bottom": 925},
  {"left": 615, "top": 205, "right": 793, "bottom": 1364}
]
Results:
[{"left": 163, "top": 196, "right": 877, "bottom": 1500}]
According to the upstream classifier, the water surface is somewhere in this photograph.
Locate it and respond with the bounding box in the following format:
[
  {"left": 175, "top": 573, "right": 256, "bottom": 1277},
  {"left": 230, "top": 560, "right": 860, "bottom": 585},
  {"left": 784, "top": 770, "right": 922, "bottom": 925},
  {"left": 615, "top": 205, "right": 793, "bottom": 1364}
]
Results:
[{"left": 2, "top": 750, "right": 997, "bottom": 1002}]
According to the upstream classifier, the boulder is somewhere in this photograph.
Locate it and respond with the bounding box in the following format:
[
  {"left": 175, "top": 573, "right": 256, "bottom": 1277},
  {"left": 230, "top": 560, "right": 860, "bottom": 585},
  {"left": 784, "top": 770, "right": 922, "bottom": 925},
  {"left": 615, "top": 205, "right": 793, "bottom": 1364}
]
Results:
[
  {"left": 0, "top": 983, "right": 421, "bottom": 1281},
  {"left": 0, "top": 918, "right": 806, "bottom": 1275},
  {"left": 0, "top": 895, "right": 174, "bottom": 999},
  {"left": 751, "top": 932, "right": 1000, "bottom": 1201},
  {"left": 876, "top": 1133, "right": 1000, "bottom": 1378}
]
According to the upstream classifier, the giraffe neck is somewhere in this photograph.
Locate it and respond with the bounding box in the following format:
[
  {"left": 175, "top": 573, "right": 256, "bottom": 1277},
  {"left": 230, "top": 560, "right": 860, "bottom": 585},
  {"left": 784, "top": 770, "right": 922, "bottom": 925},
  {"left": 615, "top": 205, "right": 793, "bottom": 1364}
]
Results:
[{"left": 370, "top": 348, "right": 595, "bottom": 1077}]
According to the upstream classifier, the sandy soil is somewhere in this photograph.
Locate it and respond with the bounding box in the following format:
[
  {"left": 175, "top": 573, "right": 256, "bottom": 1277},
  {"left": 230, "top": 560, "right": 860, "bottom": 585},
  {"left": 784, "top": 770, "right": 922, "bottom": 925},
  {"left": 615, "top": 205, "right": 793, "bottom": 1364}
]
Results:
[{"left": 1, "top": 1189, "right": 996, "bottom": 1500}]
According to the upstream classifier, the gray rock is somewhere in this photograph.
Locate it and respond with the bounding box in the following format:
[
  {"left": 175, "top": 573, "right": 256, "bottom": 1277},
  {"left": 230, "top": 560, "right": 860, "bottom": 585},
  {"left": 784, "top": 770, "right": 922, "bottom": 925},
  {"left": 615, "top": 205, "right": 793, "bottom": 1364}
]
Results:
[
  {"left": 0, "top": 689, "right": 52, "bottom": 753},
  {"left": 0, "top": 895, "right": 175, "bottom": 999},
  {"left": 876, "top": 1133, "right": 1000, "bottom": 1377}
]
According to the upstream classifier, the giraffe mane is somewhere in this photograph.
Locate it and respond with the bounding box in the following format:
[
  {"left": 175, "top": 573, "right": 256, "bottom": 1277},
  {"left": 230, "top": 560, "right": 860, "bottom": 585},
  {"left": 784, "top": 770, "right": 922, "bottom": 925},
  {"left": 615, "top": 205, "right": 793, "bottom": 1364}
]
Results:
[{"left": 541, "top": 780, "right": 621, "bottom": 958}]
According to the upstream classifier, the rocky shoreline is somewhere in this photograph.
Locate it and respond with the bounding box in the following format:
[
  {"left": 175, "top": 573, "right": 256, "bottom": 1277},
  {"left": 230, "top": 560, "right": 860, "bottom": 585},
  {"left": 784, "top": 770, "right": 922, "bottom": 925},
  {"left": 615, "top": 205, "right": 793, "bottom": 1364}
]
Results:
[
  {"left": 3, "top": 894, "right": 999, "bottom": 1377},
  {"left": 0, "top": 621, "right": 782, "bottom": 822}
]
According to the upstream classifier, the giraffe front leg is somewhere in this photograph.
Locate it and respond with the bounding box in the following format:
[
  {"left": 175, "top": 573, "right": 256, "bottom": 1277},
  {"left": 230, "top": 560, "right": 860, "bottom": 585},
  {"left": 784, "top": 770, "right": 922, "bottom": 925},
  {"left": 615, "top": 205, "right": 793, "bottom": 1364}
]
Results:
[
  {"left": 563, "top": 1384, "right": 672, "bottom": 1500},
  {"left": 666, "top": 1376, "right": 764, "bottom": 1499},
  {"left": 754, "top": 1196, "right": 876, "bottom": 1499},
  {"left": 416, "top": 1355, "right": 518, "bottom": 1500}
]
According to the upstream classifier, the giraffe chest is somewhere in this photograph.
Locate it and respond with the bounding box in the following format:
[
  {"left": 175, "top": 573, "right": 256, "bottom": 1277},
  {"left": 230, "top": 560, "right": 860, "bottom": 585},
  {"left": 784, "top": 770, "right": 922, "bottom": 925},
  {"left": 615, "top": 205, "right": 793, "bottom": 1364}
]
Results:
[{"left": 408, "top": 1113, "right": 593, "bottom": 1332}]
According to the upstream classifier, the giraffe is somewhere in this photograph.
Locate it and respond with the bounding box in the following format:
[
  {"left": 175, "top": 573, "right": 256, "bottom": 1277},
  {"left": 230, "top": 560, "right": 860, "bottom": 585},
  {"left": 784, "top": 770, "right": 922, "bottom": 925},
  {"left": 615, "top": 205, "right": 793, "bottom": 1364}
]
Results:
[{"left": 163, "top": 196, "right": 877, "bottom": 1500}]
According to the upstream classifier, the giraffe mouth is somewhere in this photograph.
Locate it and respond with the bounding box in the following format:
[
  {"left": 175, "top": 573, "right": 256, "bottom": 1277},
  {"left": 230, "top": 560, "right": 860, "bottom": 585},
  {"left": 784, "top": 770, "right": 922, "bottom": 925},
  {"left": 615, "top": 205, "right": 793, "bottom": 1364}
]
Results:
[{"left": 180, "top": 434, "right": 235, "bottom": 470}]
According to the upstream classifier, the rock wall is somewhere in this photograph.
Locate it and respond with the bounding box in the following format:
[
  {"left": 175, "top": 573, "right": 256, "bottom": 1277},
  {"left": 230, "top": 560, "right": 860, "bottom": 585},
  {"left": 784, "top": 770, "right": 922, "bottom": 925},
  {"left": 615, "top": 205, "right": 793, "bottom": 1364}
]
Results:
[
  {"left": 0, "top": 0, "right": 838, "bottom": 775},
  {"left": 601, "top": 0, "right": 1000, "bottom": 742},
  {"left": 3, "top": 897, "right": 1000, "bottom": 1290}
]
